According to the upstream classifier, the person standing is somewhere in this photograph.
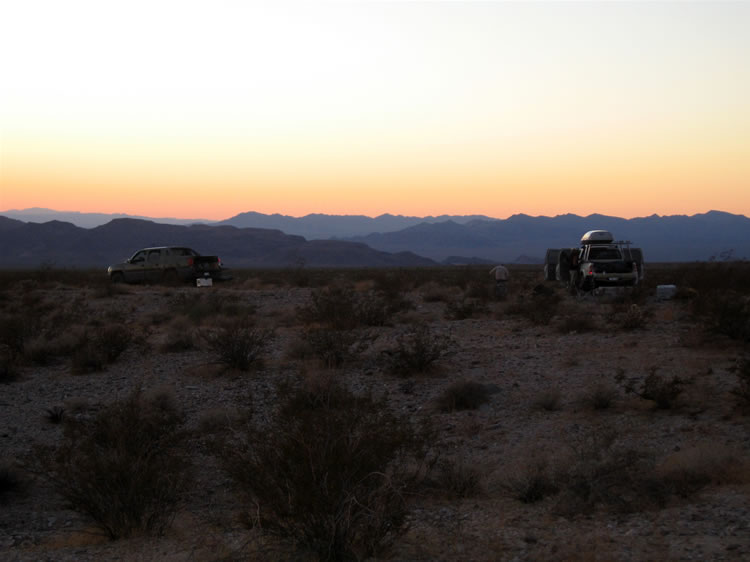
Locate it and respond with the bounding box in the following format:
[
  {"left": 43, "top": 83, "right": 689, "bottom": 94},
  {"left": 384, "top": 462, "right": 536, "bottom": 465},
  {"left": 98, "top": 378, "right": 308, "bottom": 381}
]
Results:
[{"left": 489, "top": 264, "right": 509, "bottom": 299}]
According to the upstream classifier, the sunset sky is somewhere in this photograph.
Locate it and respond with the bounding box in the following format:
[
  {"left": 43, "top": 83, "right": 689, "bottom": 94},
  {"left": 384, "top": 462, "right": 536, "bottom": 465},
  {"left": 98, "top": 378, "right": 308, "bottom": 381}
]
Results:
[{"left": 1, "top": 1, "right": 749, "bottom": 221}]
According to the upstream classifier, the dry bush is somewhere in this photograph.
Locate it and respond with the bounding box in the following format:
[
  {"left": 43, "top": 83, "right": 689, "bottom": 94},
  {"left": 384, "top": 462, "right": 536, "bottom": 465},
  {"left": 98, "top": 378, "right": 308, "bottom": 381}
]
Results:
[
  {"left": 553, "top": 429, "right": 656, "bottom": 515},
  {"left": 301, "top": 327, "right": 370, "bottom": 369},
  {"left": 202, "top": 319, "right": 273, "bottom": 371},
  {"left": 45, "top": 405, "right": 66, "bottom": 424},
  {"left": 619, "top": 368, "right": 685, "bottom": 409},
  {"left": 731, "top": 357, "right": 750, "bottom": 412},
  {"left": 649, "top": 443, "right": 747, "bottom": 498},
  {"left": 444, "top": 297, "right": 487, "bottom": 320},
  {"left": 580, "top": 383, "right": 618, "bottom": 411},
  {"left": 0, "top": 462, "right": 28, "bottom": 504},
  {"left": 427, "top": 458, "right": 483, "bottom": 499},
  {"left": 533, "top": 389, "right": 562, "bottom": 412},
  {"left": 37, "top": 390, "right": 190, "bottom": 539},
  {"left": 218, "top": 378, "right": 428, "bottom": 561},
  {"left": 420, "top": 282, "right": 459, "bottom": 303},
  {"left": 298, "top": 285, "right": 397, "bottom": 329},
  {"left": 160, "top": 318, "right": 196, "bottom": 352},
  {"left": 619, "top": 304, "right": 647, "bottom": 331},
  {"left": 70, "top": 325, "right": 132, "bottom": 374},
  {"left": 701, "top": 292, "right": 750, "bottom": 342},
  {"left": 435, "top": 380, "right": 491, "bottom": 412},
  {"left": 556, "top": 309, "right": 597, "bottom": 333},
  {"left": 503, "top": 457, "right": 559, "bottom": 504},
  {"left": 385, "top": 325, "right": 450, "bottom": 377},
  {"left": 504, "top": 293, "right": 560, "bottom": 326}
]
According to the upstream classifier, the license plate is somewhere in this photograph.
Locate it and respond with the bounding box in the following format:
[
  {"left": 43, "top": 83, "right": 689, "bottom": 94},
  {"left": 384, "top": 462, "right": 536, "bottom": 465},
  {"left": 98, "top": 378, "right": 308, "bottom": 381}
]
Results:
[{"left": 608, "top": 277, "right": 618, "bottom": 281}]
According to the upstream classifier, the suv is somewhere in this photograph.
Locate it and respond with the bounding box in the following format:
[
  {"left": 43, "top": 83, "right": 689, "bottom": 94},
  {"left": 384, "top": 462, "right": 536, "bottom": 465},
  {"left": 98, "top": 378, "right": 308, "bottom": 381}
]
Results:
[
  {"left": 544, "top": 231, "right": 644, "bottom": 292},
  {"left": 107, "top": 247, "right": 227, "bottom": 284}
]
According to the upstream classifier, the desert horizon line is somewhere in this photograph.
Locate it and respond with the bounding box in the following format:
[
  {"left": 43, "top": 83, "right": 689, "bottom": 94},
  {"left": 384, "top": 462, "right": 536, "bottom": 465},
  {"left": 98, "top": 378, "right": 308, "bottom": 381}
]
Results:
[{"left": 2, "top": 207, "right": 748, "bottom": 224}]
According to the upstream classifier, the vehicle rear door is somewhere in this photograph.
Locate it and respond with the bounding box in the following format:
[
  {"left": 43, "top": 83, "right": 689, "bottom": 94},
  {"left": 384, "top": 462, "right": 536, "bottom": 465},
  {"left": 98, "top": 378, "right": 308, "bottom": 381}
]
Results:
[{"left": 144, "top": 249, "right": 164, "bottom": 282}]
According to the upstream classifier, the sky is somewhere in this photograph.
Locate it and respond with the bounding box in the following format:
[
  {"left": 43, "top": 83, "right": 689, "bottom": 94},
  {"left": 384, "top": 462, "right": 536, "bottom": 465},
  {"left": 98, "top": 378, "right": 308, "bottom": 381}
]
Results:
[{"left": 1, "top": 1, "right": 749, "bottom": 221}]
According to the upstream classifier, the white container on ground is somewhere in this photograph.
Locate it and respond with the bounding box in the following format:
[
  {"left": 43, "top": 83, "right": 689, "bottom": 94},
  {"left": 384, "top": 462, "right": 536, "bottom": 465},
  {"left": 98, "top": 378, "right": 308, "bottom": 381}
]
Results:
[
  {"left": 196, "top": 278, "right": 213, "bottom": 287},
  {"left": 656, "top": 284, "right": 677, "bottom": 300}
]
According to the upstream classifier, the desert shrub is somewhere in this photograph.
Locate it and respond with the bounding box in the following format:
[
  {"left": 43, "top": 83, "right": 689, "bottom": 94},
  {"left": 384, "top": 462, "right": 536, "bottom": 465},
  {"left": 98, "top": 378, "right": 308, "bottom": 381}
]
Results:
[
  {"left": 161, "top": 318, "right": 196, "bottom": 352},
  {"left": 731, "top": 357, "right": 750, "bottom": 412},
  {"left": 420, "top": 281, "right": 458, "bottom": 303},
  {"left": 504, "top": 458, "right": 559, "bottom": 504},
  {"left": 648, "top": 443, "right": 746, "bottom": 499},
  {"left": 580, "top": 383, "right": 618, "bottom": 411},
  {"left": 0, "top": 463, "right": 28, "bottom": 504},
  {"left": 219, "top": 378, "right": 427, "bottom": 561},
  {"left": 435, "top": 380, "right": 491, "bottom": 412},
  {"left": 202, "top": 319, "right": 273, "bottom": 371},
  {"left": 533, "top": 389, "right": 562, "bottom": 412},
  {"left": 38, "top": 391, "right": 190, "bottom": 539},
  {"left": 298, "top": 286, "right": 396, "bottom": 329},
  {"left": 386, "top": 325, "right": 450, "bottom": 377},
  {"left": 701, "top": 292, "right": 750, "bottom": 342},
  {"left": 298, "top": 285, "right": 359, "bottom": 330},
  {"left": 0, "top": 313, "right": 36, "bottom": 360},
  {"left": 504, "top": 293, "right": 560, "bottom": 326},
  {"left": 620, "top": 304, "right": 646, "bottom": 331},
  {"left": 0, "top": 352, "right": 20, "bottom": 384},
  {"left": 619, "top": 368, "right": 685, "bottom": 409},
  {"left": 69, "top": 326, "right": 132, "bottom": 374},
  {"left": 554, "top": 429, "right": 655, "bottom": 515},
  {"left": 444, "top": 297, "right": 487, "bottom": 320},
  {"left": 45, "top": 406, "right": 66, "bottom": 424},
  {"left": 302, "top": 327, "right": 370, "bottom": 369},
  {"left": 557, "top": 311, "right": 596, "bottom": 333},
  {"left": 429, "top": 458, "right": 483, "bottom": 498}
]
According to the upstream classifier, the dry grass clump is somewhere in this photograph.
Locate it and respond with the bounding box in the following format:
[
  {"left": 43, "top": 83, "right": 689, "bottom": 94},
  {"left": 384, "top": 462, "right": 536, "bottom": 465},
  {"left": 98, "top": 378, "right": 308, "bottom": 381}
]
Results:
[
  {"left": 731, "top": 357, "right": 750, "bottom": 412},
  {"left": 618, "top": 368, "right": 686, "bottom": 410},
  {"left": 160, "top": 317, "right": 197, "bottom": 352},
  {"left": 444, "top": 297, "right": 488, "bottom": 320},
  {"left": 298, "top": 285, "right": 397, "bottom": 330},
  {"left": 71, "top": 325, "right": 132, "bottom": 374},
  {"left": 580, "top": 383, "right": 618, "bottom": 411},
  {"left": 0, "top": 462, "right": 28, "bottom": 504},
  {"left": 435, "top": 380, "right": 491, "bottom": 412},
  {"left": 202, "top": 318, "right": 273, "bottom": 371},
  {"left": 619, "top": 304, "right": 647, "bottom": 331},
  {"left": 504, "top": 291, "right": 561, "bottom": 326},
  {"left": 503, "top": 457, "right": 559, "bottom": 504},
  {"left": 37, "top": 390, "right": 190, "bottom": 539},
  {"left": 532, "top": 389, "right": 562, "bottom": 412},
  {"left": 427, "top": 458, "right": 484, "bottom": 499},
  {"left": 385, "top": 324, "right": 451, "bottom": 377},
  {"left": 218, "top": 377, "right": 428, "bottom": 561},
  {"left": 556, "top": 309, "right": 597, "bottom": 333},
  {"left": 299, "top": 327, "right": 370, "bottom": 369}
]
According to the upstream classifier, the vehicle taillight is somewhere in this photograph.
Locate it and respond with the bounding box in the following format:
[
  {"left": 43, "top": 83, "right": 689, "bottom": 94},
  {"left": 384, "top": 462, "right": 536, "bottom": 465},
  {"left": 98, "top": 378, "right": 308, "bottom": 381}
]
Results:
[
  {"left": 587, "top": 264, "right": 594, "bottom": 275},
  {"left": 187, "top": 257, "right": 194, "bottom": 266}
]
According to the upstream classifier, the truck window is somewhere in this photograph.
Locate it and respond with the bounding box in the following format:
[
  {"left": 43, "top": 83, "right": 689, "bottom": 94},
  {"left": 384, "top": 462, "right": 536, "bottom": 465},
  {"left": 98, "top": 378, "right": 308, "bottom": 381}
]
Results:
[
  {"left": 589, "top": 247, "right": 622, "bottom": 260},
  {"left": 147, "top": 249, "right": 162, "bottom": 263}
]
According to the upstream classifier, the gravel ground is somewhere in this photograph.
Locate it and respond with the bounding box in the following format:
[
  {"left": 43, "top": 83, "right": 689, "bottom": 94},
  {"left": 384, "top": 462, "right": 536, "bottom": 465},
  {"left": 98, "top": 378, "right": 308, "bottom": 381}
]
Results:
[{"left": 1, "top": 278, "right": 748, "bottom": 561}]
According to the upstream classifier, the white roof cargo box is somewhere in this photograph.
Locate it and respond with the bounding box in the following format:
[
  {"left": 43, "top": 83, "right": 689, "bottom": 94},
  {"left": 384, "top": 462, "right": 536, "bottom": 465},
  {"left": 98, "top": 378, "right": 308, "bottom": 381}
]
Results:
[{"left": 580, "top": 230, "right": 614, "bottom": 245}]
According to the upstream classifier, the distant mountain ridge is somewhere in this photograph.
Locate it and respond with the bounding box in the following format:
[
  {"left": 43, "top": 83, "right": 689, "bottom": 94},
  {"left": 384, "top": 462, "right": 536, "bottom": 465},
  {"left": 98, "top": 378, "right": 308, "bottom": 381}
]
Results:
[
  {"left": 1, "top": 209, "right": 749, "bottom": 266},
  {"left": 344, "top": 210, "right": 750, "bottom": 262},
  {"left": 0, "top": 217, "right": 436, "bottom": 269},
  {"left": 0, "top": 208, "right": 212, "bottom": 229}
]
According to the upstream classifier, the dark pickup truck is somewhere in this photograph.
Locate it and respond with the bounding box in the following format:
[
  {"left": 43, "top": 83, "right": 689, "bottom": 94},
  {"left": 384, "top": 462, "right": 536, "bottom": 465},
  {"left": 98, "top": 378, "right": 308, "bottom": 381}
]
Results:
[{"left": 107, "top": 247, "right": 229, "bottom": 284}]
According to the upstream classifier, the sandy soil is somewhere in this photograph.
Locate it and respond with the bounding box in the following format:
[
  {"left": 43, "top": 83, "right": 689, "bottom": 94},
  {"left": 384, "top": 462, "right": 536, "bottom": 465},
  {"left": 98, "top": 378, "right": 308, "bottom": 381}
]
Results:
[{"left": 1, "top": 276, "right": 748, "bottom": 561}]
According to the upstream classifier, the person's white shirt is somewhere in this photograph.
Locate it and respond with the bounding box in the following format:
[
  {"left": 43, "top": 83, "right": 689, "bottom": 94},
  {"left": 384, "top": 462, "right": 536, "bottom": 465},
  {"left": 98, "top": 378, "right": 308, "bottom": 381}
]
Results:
[{"left": 490, "top": 265, "right": 509, "bottom": 281}]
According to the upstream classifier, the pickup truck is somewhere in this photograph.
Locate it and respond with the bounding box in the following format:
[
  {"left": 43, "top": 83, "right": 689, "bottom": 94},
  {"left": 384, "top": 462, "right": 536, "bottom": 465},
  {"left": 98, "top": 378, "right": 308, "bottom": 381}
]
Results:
[
  {"left": 107, "top": 247, "right": 228, "bottom": 284},
  {"left": 545, "top": 231, "right": 644, "bottom": 292}
]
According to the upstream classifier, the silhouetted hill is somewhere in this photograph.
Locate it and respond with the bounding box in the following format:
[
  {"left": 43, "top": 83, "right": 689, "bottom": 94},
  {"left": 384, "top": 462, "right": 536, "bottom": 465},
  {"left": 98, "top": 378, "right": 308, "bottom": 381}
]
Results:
[
  {"left": 346, "top": 211, "right": 750, "bottom": 262},
  {"left": 0, "top": 218, "right": 436, "bottom": 269},
  {"left": 0, "top": 207, "right": 213, "bottom": 228},
  {"left": 217, "top": 211, "right": 494, "bottom": 238}
]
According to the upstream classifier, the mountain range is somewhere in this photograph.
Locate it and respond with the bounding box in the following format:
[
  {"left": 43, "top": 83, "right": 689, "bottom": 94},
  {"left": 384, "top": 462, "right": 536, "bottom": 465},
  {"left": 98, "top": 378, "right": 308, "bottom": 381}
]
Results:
[
  {"left": 1, "top": 209, "right": 748, "bottom": 268},
  {"left": 0, "top": 217, "right": 435, "bottom": 269}
]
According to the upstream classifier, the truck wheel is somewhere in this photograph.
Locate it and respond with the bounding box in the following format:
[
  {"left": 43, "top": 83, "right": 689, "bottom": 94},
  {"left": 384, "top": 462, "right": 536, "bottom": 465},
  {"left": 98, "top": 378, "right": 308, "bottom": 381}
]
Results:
[
  {"left": 580, "top": 277, "right": 594, "bottom": 292},
  {"left": 110, "top": 272, "right": 125, "bottom": 284}
]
